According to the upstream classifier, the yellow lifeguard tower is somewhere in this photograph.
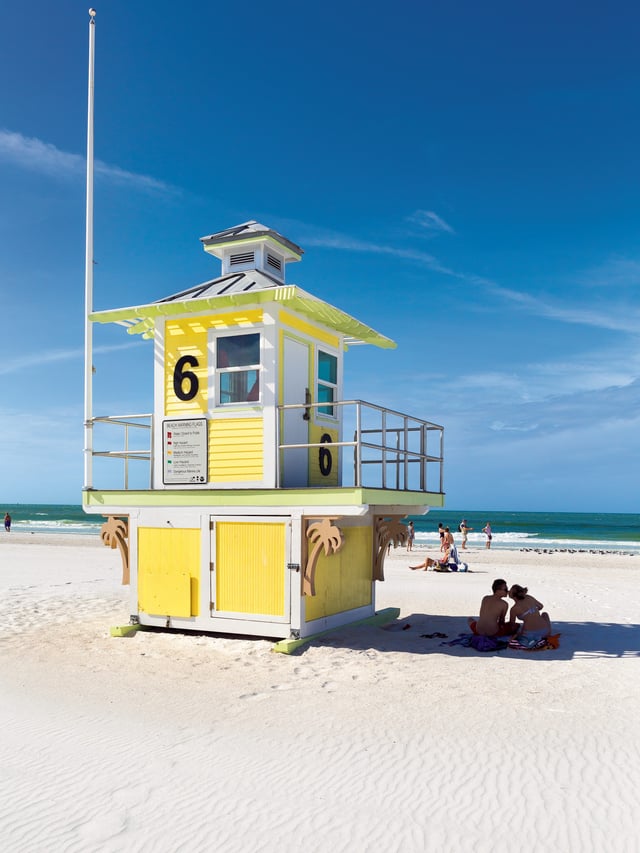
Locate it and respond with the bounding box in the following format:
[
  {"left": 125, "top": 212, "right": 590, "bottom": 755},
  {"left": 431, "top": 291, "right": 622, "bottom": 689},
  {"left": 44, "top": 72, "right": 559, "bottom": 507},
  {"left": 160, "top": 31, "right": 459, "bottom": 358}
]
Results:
[{"left": 83, "top": 221, "right": 444, "bottom": 648}]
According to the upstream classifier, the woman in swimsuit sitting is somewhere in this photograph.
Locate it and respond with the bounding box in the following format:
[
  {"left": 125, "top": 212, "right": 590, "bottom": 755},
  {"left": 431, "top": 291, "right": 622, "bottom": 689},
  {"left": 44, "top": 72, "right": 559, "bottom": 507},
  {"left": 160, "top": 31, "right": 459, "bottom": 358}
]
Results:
[{"left": 508, "top": 584, "right": 552, "bottom": 641}]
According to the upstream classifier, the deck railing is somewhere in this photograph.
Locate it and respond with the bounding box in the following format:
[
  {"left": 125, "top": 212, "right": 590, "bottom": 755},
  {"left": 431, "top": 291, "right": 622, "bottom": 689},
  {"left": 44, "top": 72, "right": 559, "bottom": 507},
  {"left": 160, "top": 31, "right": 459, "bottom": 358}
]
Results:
[
  {"left": 86, "top": 402, "right": 444, "bottom": 495},
  {"left": 88, "top": 414, "right": 153, "bottom": 490},
  {"left": 277, "top": 399, "right": 444, "bottom": 494}
]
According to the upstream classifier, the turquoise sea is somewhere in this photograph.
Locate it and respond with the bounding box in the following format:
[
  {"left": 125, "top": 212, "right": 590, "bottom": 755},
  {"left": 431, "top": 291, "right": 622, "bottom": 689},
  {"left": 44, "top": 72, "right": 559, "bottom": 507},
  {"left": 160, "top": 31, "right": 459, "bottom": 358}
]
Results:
[{"left": 1, "top": 504, "right": 639, "bottom": 553}]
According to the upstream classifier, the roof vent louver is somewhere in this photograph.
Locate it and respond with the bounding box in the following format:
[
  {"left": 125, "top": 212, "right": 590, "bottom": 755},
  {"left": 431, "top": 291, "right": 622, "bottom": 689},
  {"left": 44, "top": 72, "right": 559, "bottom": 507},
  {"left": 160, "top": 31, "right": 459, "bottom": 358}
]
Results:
[
  {"left": 230, "top": 251, "right": 255, "bottom": 266},
  {"left": 266, "top": 253, "right": 282, "bottom": 272}
]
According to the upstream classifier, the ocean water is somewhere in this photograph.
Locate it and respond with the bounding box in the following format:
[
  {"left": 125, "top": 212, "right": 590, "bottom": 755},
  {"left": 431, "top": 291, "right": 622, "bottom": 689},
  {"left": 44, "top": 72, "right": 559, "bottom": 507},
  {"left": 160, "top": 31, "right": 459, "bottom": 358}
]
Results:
[
  {"left": 410, "top": 510, "right": 640, "bottom": 554},
  {"left": 1, "top": 504, "right": 103, "bottom": 536},
  {"left": 1, "top": 504, "right": 639, "bottom": 553}
]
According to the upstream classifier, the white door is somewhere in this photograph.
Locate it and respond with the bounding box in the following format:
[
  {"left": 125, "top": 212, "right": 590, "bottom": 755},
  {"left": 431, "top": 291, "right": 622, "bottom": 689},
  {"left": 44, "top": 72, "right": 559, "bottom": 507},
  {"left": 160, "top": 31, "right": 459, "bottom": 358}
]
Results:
[{"left": 282, "top": 337, "right": 309, "bottom": 487}]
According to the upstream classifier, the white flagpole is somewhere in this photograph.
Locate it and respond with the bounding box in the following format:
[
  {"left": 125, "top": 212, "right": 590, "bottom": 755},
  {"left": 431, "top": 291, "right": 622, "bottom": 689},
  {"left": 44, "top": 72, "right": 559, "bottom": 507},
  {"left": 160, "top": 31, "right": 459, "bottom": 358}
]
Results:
[{"left": 84, "top": 9, "right": 96, "bottom": 489}]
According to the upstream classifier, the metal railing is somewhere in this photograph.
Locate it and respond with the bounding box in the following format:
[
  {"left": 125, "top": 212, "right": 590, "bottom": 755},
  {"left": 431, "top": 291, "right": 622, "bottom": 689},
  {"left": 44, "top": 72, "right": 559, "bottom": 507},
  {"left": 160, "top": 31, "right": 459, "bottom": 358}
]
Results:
[
  {"left": 277, "top": 399, "right": 444, "bottom": 493},
  {"left": 87, "top": 402, "right": 444, "bottom": 495},
  {"left": 89, "top": 414, "right": 153, "bottom": 489}
]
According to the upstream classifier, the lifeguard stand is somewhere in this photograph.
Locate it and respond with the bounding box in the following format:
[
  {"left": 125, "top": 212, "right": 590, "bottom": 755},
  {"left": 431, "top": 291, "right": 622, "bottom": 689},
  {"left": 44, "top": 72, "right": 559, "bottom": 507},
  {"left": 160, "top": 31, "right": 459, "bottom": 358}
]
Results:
[{"left": 84, "top": 221, "right": 444, "bottom": 648}]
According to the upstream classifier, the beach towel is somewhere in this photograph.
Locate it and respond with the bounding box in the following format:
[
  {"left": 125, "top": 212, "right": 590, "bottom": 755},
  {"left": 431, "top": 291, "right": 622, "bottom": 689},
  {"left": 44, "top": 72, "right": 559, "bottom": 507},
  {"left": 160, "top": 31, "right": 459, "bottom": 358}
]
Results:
[
  {"left": 508, "top": 633, "right": 561, "bottom": 651},
  {"left": 441, "top": 633, "right": 509, "bottom": 652}
]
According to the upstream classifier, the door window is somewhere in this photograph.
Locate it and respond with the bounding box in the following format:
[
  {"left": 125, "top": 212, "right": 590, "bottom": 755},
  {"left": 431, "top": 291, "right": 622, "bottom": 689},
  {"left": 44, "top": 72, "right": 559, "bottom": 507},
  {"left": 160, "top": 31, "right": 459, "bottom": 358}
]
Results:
[{"left": 317, "top": 350, "right": 337, "bottom": 416}]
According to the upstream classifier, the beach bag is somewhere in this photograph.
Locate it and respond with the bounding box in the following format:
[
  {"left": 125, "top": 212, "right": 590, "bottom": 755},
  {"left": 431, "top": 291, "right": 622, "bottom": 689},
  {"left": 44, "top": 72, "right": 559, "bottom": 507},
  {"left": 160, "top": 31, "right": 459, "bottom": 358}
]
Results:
[{"left": 457, "top": 562, "right": 468, "bottom": 572}]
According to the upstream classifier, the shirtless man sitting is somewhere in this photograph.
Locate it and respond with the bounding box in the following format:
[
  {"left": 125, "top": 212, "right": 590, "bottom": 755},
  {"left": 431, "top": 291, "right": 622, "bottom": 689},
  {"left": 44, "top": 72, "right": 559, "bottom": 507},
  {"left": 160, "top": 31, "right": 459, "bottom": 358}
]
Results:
[{"left": 468, "top": 578, "right": 516, "bottom": 637}]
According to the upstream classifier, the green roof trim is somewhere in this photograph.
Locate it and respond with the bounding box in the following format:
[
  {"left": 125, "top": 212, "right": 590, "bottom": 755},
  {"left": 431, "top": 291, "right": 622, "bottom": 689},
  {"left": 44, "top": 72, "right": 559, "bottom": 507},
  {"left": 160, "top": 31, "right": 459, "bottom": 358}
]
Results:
[{"left": 89, "top": 286, "right": 396, "bottom": 349}]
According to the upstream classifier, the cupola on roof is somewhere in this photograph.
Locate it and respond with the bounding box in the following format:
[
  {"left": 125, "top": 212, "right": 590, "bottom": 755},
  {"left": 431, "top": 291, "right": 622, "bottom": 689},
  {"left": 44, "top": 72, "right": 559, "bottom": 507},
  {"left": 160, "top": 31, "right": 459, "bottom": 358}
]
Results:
[{"left": 200, "top": 221, "right": 303, "bottom": 283}]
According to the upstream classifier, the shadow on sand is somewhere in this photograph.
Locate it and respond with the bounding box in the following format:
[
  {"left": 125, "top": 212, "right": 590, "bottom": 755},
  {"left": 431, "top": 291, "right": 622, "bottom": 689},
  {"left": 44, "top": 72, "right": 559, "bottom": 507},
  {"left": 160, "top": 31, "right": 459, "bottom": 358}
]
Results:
[{"left": 307, "top": 613, "right": 640, "bottom": 660}]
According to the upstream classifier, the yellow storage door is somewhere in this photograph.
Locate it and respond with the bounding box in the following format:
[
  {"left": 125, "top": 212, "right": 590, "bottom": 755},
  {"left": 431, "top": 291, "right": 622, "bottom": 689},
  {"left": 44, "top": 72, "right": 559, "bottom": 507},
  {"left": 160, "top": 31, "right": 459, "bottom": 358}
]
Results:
[{"left": 212, "top": 519, "right": 290, "bottom": 621}]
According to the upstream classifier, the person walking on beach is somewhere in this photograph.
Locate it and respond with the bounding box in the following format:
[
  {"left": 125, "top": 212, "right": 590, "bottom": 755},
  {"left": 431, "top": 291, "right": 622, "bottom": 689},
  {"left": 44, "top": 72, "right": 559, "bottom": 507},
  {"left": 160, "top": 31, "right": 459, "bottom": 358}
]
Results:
[
  {"left": 4, "top": 512, "right": 11, "bottom": 533},
  {"left": 482, "top": 521, "right": 492, "bottom": 549},
  {"left": 468, "top": 579, "right": 515, "bottom": 637},
  {"left": 444, "top": 526, "right": 455, "bottom": 548},
  {"left": 459, "top": 519, "right": 473, "bottom": 549},
  {"left": 509, "top": 584, "right": 552, "bottom": 642},
  {"left": 406, "top": 521, "right": 415, "bottom": 552},
  {"left": 438, "top": 522, "right": 445, "bottom": 551}
]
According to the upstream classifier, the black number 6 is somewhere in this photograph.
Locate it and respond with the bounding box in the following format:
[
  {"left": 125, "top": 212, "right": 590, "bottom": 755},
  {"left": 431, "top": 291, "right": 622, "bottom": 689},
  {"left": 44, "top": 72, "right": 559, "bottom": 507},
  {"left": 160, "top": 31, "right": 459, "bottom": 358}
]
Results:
[
  {"left": 319, "top": 433, "right": 333, "bottom": 476},
  {"left": 173, "top": 355, "right": 199, "bottom": 401}
]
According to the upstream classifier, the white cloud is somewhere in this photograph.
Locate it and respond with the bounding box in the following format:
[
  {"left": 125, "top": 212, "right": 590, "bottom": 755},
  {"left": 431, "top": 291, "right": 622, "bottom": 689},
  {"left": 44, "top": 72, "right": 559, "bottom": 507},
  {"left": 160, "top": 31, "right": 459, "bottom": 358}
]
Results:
[
  {"left": 0, "top": 342, "right": 142, "bottom": 376},
  {"left": 490, "top": 421, "right": 539, "bottom": 432},
  {"left": 407, "top": 209, "right": 455, "bottom": 235},
  {"left": 578, "top": 256, "right": 640, "bottom": 289},
  {"left": 0, "top": 129, "right": 178, "bottom": 195},
  {"left": 487, "top": 282, "right": 640, "bottom": 334},
  {"left": 291, "top": 225, "right": 457, "bottom": 276}
]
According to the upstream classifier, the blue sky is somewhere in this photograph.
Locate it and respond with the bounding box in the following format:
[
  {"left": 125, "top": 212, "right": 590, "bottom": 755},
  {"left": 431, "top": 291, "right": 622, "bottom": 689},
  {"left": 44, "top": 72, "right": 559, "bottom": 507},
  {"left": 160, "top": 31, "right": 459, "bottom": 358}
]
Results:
[{"left": 1, "top": 0, "right": 639, "bottom": 511}]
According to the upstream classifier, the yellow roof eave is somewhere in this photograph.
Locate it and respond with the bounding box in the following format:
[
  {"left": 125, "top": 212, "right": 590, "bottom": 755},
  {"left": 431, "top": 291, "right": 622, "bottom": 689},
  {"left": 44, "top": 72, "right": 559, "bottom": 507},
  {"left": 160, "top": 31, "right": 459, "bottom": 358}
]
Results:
[{"left": 89, "top": 287, "right": 396, "bottom": 349}]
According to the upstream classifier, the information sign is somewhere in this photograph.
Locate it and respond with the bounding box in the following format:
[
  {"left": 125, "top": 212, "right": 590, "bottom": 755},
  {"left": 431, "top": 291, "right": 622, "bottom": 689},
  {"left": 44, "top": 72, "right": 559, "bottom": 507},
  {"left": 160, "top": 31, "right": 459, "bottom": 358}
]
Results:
[{"left": 162, "top": 418, "right": 208, "bottom": 484}]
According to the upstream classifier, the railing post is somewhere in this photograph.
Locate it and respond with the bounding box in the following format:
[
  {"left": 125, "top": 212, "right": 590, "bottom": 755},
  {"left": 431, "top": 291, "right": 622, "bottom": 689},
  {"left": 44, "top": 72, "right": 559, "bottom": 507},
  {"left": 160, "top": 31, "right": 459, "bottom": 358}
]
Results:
[
  {"left": 395, "top": 428, "right": 400, "bottom": 490},
  {"left": 124, "top": 423, "right": 129, "bottom": 490},
  {"left": 403, "top": 416, "right": 409, "bottom": 490},
  {"left": 420, "top": 425, "right": 426, "bottom": 492},
  {"left": 381, "top": 409, "right": 387, "bottom": 489},
  {"left": 355, "top": 402, "right": 362, "bottom": 487},
  {"left": 275, "top": 406, "right": 281, "bottom": 488}
]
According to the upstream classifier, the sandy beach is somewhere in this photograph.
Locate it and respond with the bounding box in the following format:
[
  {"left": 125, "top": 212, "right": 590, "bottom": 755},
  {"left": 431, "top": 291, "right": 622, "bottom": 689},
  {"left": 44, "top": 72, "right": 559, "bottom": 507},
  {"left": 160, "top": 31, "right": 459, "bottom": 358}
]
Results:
[{"left": 1, "top": 534, "right": 639, "bottom": 852}]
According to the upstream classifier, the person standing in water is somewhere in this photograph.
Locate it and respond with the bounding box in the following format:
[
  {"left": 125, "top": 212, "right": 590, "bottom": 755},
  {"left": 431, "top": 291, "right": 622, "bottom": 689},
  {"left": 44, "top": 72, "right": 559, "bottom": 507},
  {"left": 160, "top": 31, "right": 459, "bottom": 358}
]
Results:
[
  {"left": 482, "top": 521, "right": 492, "bottom": 549},
  {"left": 4, "top": 512, "right": 11, "bottom": 533},
  {"left": 459, "top": 519, "right": 473, "bottom": 550}
]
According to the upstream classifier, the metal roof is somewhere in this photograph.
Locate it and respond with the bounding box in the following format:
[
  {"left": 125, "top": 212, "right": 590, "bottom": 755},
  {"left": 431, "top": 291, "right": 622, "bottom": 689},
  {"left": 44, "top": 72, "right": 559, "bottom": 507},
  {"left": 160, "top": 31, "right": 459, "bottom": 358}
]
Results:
[
  {"left": 200, "top": 220, "right": 303, "bottom": 259},
  {"left": 89, "top": 271, "right": 395, "bottom": 349}
]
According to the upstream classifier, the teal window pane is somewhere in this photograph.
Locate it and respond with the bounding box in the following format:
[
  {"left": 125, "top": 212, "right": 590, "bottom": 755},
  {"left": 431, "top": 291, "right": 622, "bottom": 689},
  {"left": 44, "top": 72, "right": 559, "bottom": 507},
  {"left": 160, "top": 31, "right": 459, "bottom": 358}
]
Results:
[
  {"left": 318, "top": 351, "right": 337, "bottom": 384},
  {"left": 318, "top": 384, "right": 334, "bottom": 415}
]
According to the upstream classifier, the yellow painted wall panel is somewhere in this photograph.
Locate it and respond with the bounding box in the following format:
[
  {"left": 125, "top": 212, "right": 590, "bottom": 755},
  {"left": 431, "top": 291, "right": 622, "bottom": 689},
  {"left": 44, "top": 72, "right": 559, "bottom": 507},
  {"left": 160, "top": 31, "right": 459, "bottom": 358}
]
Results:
[
  {"left": 216, "top": 521, "right": 285, "bottom": 616},
  {"left": 163, "top": 311, "right": 263, "bottom": 416},
  {"left": 305, "top": 526, "right": 372, "bottom": 622},
  {"left": 164, "top": 321, "right": 208, "bottom": 416},
  {"left": 308, "top": 423, "right": 339, "bottom": 487},
  {"left": 138, "top": 527, "right": 201, "bottom": 617},
  {"left": 209, "top": 418, "right": 264, "bottom": 482}
]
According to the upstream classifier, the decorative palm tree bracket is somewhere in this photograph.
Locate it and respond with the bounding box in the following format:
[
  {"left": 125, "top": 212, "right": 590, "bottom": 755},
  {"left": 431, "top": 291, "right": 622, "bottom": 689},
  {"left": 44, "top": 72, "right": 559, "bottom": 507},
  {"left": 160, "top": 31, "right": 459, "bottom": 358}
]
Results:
[
  {"left": 303, "top": 517, "right": 344, "bottom": 596},
  {"left": 374, "top": 516, "right": 408, "bottom": 581},
  {"left": 100, "top": 516, "right": 130, "bottom": 585}
]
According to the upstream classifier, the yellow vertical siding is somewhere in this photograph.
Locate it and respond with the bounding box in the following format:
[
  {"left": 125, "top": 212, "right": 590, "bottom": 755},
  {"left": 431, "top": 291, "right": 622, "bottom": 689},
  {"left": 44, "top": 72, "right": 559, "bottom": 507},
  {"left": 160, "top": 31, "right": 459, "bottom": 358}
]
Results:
[
  {"left": 208, "top": 418, "right": 264, "bottom": 482},
  {"left": 308, "top": 423, "right": 339, "bottom": 486},
  {"left": 138, "top": 527, "right": 201, "bottom": 617},
  {"left": 305, "top": 526, "right": 372, "bottom": 622},
  {"left": 215, "top": 521, "right": 285, "bottom": 616}
]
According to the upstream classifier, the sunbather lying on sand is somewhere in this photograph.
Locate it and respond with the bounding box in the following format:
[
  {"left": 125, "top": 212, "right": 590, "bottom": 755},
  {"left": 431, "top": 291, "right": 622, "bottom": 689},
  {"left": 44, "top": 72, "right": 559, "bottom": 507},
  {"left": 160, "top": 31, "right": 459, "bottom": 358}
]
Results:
[{"left": 410, "top": 546, "right": 454, "bottom": 572}]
